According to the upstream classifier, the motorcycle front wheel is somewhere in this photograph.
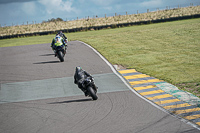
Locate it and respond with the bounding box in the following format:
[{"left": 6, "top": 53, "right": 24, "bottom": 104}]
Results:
[{"left": 87, "top": 86, "right": 98, "bottom": 100}]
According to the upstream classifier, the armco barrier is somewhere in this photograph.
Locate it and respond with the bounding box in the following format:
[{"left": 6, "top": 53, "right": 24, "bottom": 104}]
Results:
[{"left": 0, "top": 14, "right": 200, "bottom": 40}]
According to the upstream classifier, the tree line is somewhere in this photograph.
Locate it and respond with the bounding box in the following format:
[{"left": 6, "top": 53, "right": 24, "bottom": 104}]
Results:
[{"left": 42, "top": 18, "right": 64, "bottom": 23}]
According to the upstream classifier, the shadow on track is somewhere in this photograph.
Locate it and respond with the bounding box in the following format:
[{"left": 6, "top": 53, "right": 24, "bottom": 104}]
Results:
[
  {"left": 39, "top": 54, "right": 55, "bottom": 56},
  {"left": 33, "top": 61, "right": 60, "bottom": 64},
  {"left": 48, "top": 98, "right": 92, "bottom": 104}
]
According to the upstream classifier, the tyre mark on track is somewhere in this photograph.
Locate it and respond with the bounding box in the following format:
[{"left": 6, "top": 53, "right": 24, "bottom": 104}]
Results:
[
  {"left": 67, "top": 101, "right": 96, "bottom": 132},
  {"left": 78, "top": 93, "right": 114, "bottom": 133}
]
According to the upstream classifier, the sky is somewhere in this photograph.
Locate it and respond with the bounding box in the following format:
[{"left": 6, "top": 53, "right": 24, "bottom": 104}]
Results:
[{"left": 0, "top": 0, "right": 199, "bottom": 26}]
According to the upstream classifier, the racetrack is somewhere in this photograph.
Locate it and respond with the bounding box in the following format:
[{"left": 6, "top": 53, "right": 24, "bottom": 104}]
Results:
[{"left": 0, "top": 41, "right": 199, "bottom": 133}]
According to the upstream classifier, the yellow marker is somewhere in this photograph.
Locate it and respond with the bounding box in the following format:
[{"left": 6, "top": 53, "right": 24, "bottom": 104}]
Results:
[
  {"left": 163, "top": 103, "right": 191, "bottom": 110},
  {"left": 148, "top": 94, "right": 173, "bottom": 100},
  {"left": 118, "top": 69, "right": 136, "bottom": 74},
  {"left": 130, "top": 79, "right": 162, "bottom": 85},
  {"left": 134, "top": 85, "right": 157, "bottom": 91},
  {"left": 155, "top": 99, "right": 180, "bottom": 105},
  {"left": 140, "top": 89, "right": 164, "bottom": 96},
  {"left": 196, "top": 122, "right": 200, "bottom": 126},
  {"left": 174, "top": 108, "right": 200, "bottom": 115},
  {"left": 124, "top": 74, "right": 150, "bottom": 79},
  {"left": 184, "top": 114, "right": 200, "bottom": 120}
]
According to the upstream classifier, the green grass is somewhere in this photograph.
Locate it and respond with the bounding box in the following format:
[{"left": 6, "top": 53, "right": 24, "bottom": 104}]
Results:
[
  {"left": 0, "top": 18, "right": 200, "bottom": 96},
  {"left": 0, "top": 35, "right": 54, "bottom": 47}
]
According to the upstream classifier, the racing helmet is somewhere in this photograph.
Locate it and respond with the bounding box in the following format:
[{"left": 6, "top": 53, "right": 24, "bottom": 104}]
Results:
[
  {"left": 57, "top": 31, "right": 63, "bottom": 35},
  {"left": 76, "top": 66, "right": 82, "bottom": 72}
]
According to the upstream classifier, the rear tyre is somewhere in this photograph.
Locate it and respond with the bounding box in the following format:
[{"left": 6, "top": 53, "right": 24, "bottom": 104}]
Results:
[
  {"left": 87, "top": 86, "right": 98, "bottom": 100},
  {"left": 57, "top": 51, "right": 64, "bottom": 62}
]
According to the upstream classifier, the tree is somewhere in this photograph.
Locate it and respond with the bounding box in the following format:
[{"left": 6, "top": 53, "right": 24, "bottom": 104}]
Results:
[{"left": 42, "top": 17, "right": 64, "bottom": 23}]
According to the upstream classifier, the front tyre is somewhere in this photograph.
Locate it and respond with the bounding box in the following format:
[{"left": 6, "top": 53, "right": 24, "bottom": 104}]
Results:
[
  {"left": 87, "top": 86, "right": 98, "bottom": 100},
  {"left": 57, "top": 51, "right": 64, "bottom": 62}
]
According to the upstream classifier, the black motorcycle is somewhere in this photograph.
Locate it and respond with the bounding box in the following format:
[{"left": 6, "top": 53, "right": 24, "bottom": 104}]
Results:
[
  {"left": 54, "top": 44, "right": 66, "bottom": 62},
  {"left": 82, "top": 77, "right": 98, "bottom": 100}
]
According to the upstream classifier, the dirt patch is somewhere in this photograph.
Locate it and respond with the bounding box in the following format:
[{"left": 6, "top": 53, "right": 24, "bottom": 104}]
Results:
[
  {"left": 113, "top": 64, "right": 126, "bottom": 70},
  {"left": 176, "top": 82, "right": 200, "bottom": 97}
]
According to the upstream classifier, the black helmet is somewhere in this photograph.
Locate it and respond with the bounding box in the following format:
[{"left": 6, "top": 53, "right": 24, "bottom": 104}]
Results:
[{"left": 76, "top": 66, "right": 82, "bottom": 72}]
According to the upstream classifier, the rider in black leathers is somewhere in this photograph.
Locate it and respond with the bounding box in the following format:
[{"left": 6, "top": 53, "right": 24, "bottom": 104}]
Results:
[{"left": 74, "top": 66, "right": 98, "bottom": 96}]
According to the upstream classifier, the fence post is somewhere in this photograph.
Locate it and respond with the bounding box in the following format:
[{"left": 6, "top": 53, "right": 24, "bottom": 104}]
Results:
[{"left": 105, "top": 14, "right": 106, "bottom": 18}]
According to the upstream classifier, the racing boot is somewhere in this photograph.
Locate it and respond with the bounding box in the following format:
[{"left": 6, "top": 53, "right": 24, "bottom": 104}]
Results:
[{"left": 53, "top": 50, "right": 57, "bottom": 57}]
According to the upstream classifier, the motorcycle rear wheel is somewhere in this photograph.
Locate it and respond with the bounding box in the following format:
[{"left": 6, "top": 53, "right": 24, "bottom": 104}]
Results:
[
  {"left": 57, "top": 51, "right": 64, "bottom": 62},
  {"left": 87, "top": 86, "right": 98, "bottom": 100}
]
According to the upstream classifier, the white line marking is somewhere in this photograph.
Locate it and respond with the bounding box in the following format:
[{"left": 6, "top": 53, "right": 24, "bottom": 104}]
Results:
[{"left": 78, "top": 40, "right": 200, "bottom": 130}]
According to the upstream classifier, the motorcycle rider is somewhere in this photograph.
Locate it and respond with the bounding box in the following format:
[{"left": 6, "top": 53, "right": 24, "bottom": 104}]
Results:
[
  {"left": 57, "top": 31, "right": 68, "bottom": 43},
  {"left": 74, "top": 66, "right": 98, "bottom": 96},
  {"left": 51, "top": 33, "right": 67, "bottom": 56}
]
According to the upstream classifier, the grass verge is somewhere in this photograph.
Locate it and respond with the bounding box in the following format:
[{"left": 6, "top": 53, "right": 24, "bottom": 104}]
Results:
[{"left": 0, "top": 18, "right": 200, "bottom": 96}]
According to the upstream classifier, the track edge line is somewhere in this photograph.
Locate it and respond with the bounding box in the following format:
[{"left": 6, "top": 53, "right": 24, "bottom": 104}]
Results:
[{"left": 77, "top": 40, "right": 200, "bottom": 130}]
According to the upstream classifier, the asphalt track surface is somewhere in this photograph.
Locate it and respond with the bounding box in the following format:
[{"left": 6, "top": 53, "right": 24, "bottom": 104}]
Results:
[{"left": 0, "top": 41, "right": 199, "bottom": 133}]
